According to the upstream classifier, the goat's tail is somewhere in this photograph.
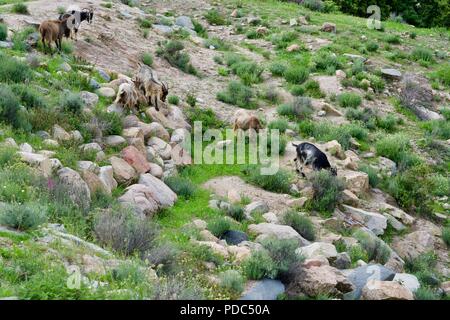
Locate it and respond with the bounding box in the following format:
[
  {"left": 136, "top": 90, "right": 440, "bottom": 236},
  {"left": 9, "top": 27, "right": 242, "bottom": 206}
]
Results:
[{"left": 292, "top": 143, "right": 299, "bottom": 147}]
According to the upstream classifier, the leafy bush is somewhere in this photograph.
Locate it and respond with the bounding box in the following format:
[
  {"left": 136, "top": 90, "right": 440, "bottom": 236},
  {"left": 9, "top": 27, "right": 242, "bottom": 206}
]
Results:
[
  {"left": 190, "top": 244, "right": 224, "bottom": 265},
  {"left": 0, "top": 54, "right": 32, "bottom": 83},
  {"left": 284, "top": 66, "right": 309, "bottom": 84},
  {"left": 442, "top": 227, "right": 450, "bottom": 248},
  {"left": 217, "top": 81, "right": 256, "bottom": 109},
  {"left": 337, "top": 93, "right": 362, "bottom": 108},
  {"left": 353, "top": 229, "right": 391, "bottom": 264},
  {"left": 0, "top": 146, "right": 18, "bottom": 168},
  {"left": 224, "top": 55, "right": 263, "bottom": 85},
  {"left": 358, "top": 164, "right": 380, "bottom": 187},
  {"left": 277, "top": 97, "right": 313, "bottom": 120},
  {"left": 0, "top": 85, "right": 31, "bottom": 131},
  {"left": 153, "top": 276, "right": 205, "bottom": 300},
  {"left": 168, "top": 95, "right": 179, "bottom": 105},
  {"left": 310, "top": 170, "right": 344, "bottom": 213},
  {"left": 204, "top": 37, "right": 231, "bottom": 51},
  {"left": 156, "top": 40, "right": 198, "bottom": 75},
  {"left": 290, "top": 84, "right": 305, "bottom": 96},
  {"left": 12, "top": 3, "right": 29, "bottom": 14},
  {"left": 141, "top": 52, "right": 153, "bottom": 66},
  {"left": 314, "top": 51, "right": 343, "bottom": 73},
  {"left": 421, "top": 120, "right": 450, "bottom": 140},
  {"left": 268, "top": 119, "right": 289, "bottom": 133},
  {"left": 411, "top": 47, "right": 434, "bottom": 63},
  {"left": 270, "top": 31, "right": 298, "bottom": 49},
  {"left": 0, "top": 23, "right": 7, "bottom": 41},
  {"left": 349, "top": 244, "right": 369, "bottom": 265},
  {"left": 261, "top": 238, "right": 302, "bottom": 278},
  {"left": 242, "top": 165, "right": 292, "bottom": 194},
  {"left": 207, "top": 217, "right": 232, "bottom": 238},
  {"left": 242, "top": 250, "right": 276, "bottom": 280},
  {"left": 432, "top": 63, "right": 450, "bottom": 87},
  {"left": 111, "top": 262, "right": 146, "bottom": 285},
  {"left": 404, "top": 252, "right": 440, "bottom": 288},
  {"left": 145, "top": 242, "right": 180, "bottom": 274},
  {"left": 384, "top": 34, "right": 401, "bottom": 44},
  {"left": 414, "top": 287, "right": 440, "bottom": 300},
  {"left": 266, "top": 131, "right": 287, "bottom": 155},
  {"left": 375, "top": 133, "right": 411, "bottom": 164},
  {"left": 192, "top": 19, "right": 208, "bottom": 38},
  {"left": 204, "top": 9, "right": 228, "bottom": 25},
  {"left": 94, "top": 209, "right": 159, "bottom": 256},
  {"left": 93, "top": 110, "right": 123, "bottom": 136},
  {"left": 60, "top": 92, "right": 83, "bottom": 114},
  {"left": 366, "top": 41, "right": 379, "bottom": 52},
  {"left": 186, "top": 106, "right": 224, "bottom": 131},
  {"left": 376, "top": 114, "right": 399, "bottom": 132},
  {"left": 269, "top": 62, "right": 288, "bottom": 77},
  {"left": 303, "top": 80, "right": 325, "bottom": 98},
  {"left": 0, "top": 202, "right": 47, "bottom": 231},
  {"left": 164, "top": 176, "right": 197, "bottom": 199},
  {"left": 219, "top": 270, "right": 245, "bottom": 294},
  {"left": 282, "top": 211, "right": 315, "bottom": 241},
  {"left": 10, "top": 84, "right": 45, "bottom": 109},
  {"left": 225, "top": 204, "right": 245, "bottom": 221}
]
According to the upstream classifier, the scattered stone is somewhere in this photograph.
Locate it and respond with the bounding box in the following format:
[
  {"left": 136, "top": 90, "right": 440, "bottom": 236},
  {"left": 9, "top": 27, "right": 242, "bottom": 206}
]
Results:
[
  {"left": 110, "top": 156, "right": 137, "bottom": 185},
  {"left": 240, "top": 280, "right": 285, "bottom": 300},
  {"left": 175, "top": 16, "right": 194, "bottom": 30},
  {"left": 57, "top": 167, "right": 91, "bottom": 206},
  {"left": 138, "top": 174, "right": 177, "bottom": 208},
  {"left": 339, "top": 170, "right": 369, "bottom": 196},
  {"left": 286, "top": 44, "right": 301, "bottom": 52},
  {"left": 81, "top": 170, "right": 109, "bottom": 195},
  {"left": 320, "top": 22, "right": 336, "bottom": 33},
  {"left": 263, "top": 212, "right": 279, "bottom": 224},
  {"left": 97, "top": 87, "right": 116, "bottom": 98},
  {"left": 80, "top": 91, "right": 99, "bottom": 108},
  {"left": 391, "top": 231, "right": 435, "bottom": 260},
  {"left": 342, "top": 205, "right": 387, "bottom": 235},
  {"left": 296, "top": 242, "right": 338, "bottom": 261},
  {"left": 148, "top": 163, "right": 163, "bottom": 179},
  {"left": 287, "top": 265, "right": 354, "bottom": 298},
  {"left": 148, "top": 137, "right": 172, "bottom": 160},
  {"left": 59, "top": 62, "right": 72, "bottom": 72},
  {"left": 152, "top": 24, "right": 173, "bottom": 35},
  {"left": 345, "top": 264, "right": 396, "bottom": 300},
  {"left": 393, "top": 273, "right": 420, "bottom": 293},
  {"left": 121, "top": 146, "right": 151, "bottom": 174},
  {"left": 19, "top": 143, "right": 33, "bottom": 153},
  {"left": 105, "top": 135, "right": 126, "bottom": 147},
  {"left": 381, "top": 68, "right": 402, "bottom": 80},
  {"left": 52, "top": 124, "right": 71, "bottom": 141},
  {"left": 221, "top": 230, "right": 249, "bottom": 245},
  {"left": 248, "top": 223, "right": 310, "bottom": 246},
  {"left": 361, "top": 279, "right": 414, "bottom": 300},
  {"left": 342, "top": 189, "right": 359, "bottom": 206},
  {"left": 77, "top": 161, "right": 99, "bottom": 174},
  {"left": 98, "top": 166, "right": 118, "bottom": 194},
  {"left": 322, "top": 140, "right": 345, "bottom": 160},
  {"left": 245, "top": 201, "right": 269, "bottom": 215},
  {"left": 333, "top": 252, "right": 351, "bottom": 270}
]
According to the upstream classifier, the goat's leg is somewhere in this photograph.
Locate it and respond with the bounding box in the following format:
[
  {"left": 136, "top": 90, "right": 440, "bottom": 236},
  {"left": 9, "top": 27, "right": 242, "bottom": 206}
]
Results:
[{"left": 74, "top": 28, "right": 78, "bottom": 41}]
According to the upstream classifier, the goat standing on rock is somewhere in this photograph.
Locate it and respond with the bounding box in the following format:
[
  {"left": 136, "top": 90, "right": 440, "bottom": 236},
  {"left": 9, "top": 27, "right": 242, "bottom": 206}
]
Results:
[
  {"left": 133, "top": 64, "right": 169, "bottom": 111},
  {"left": 293, "top": 142, "right": 337, "bottom": 177}
]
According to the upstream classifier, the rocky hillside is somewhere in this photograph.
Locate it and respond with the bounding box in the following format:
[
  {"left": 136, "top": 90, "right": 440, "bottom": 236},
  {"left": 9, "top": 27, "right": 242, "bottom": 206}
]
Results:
[{"left": 0, "top": 0, "right": 449, "bottom": 300}]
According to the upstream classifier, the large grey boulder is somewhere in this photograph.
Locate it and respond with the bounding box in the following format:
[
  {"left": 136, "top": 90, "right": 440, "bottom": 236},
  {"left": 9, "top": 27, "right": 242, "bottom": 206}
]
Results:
[
  {"left": 175, "top": 16, "right": 194, "bottom": 30},
  {"left": 296, "top": 242, "right": 338, "bottom": 261},
  {"left": 248, "top": 223, "right": 310, "bottom": 246},
  {"left": 57, "top": 167, "right": 91, "bottom": 207},
  {"left": 138, "top": 173, "right": 177, "bottom": 208},
  {"left": 240, "top": 279, "right": 285, "bottom": 300},
  {"left": 342, "top": 205, "right": 387, "bottom": 235},
  {"left": 344, "top": 264, "right": 396, "bottom": 300}
]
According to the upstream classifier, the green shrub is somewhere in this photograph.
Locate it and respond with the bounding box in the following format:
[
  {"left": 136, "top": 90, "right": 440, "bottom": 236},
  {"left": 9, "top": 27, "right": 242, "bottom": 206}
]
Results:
[
  {"left": 192, "top": 19, "right": 208, "bottom": 38},
  {"left": 156, "top": 40, "right": 198, "bottom": 75},
  {"left": 204, "top": 9, "right": 228, "bottom": 25},
  {"left": 421, "top": 120, "right": 450, "bottom": 140},
  {"left": 366, "top": 41, "right": 379, "bottom": 52},
  {"left": 219, "top": 270, "right": 244, "bottom": 294},
  {"left": 442, "top": 227, "right": 450, "bottom": 248},
  {"left": 277, "top": 97, "right": 313, "bottom": 120},
  {"left": 94, "top": 110, "right": 123, "bottom": 136},
  {"left": 204, "top": 37, "right": 231, "bottom": 51},
  {"left": 11, "top": 27, "right": 35, "bottom": 52},
  {"left": 282, "top": 211, "right": 315, "bottom": 241},
  {"left": 353, "top": 229, "right": 391, "bottom": 264},
  {"left": 141, "top": 52, "right": 153, "bottom": 66},
  {"left": 411, "top": 47, "right": 434, "bottom": 63},
  {"left": 270, "top": 31, "right": 298, "bottom": 49},
  {"left": 242, "top": 165, "right": 292, "bottom": 194},
  {"left": 268, "top": 119, "right": 289, "bottom": 133},
  {"left": 186, "top": 106, "right": 224, "bottom": 131},
  {"left": 0, "top": 202, "right": 47, "bottom": 231},
  {"left": 228, "top": 60, "right": 263, "bottom": 85},
  {"left": 337, "top": 93, "right": 362, "bottom": 108},
  {"left": 432, "top": 63, "right": 450, "bottom": 87},
  {"left": 414, "top": 287, "right": 440, "bottom": 300},
  {"left": 284, "top": 66, "right": 309, "bottom": 84},
  {"left": 0, "top": 85, "right": 31, "bottom": 131},
  {"left": 375, "top": 133, "right": 410, "bottom": 164},
  {"left": 111, "top": 262, "right": 146, "bottom": 285},
  {"left": 349, "top": 244, "right": 369, "bottom": 265},
  {"left": 303, "top": 80, "right": 325, "bottom": 98},
  {"left": 0, "top": 54, "right": 32, "bottom": 83},
  {"left": 314, "top": 51, "right": 343, "bottom": 73},
  {"left": 94, "top": 209, "right": 159, "bottom": 256},
  {"left": 404, "top": 252, "right": 440, "bottom": 287},
  {"left": 358, "top": 164, "right": 380, "bottom": 187},
  {"left": 190, "top": 244, "right": 224, "bottom": 265},
  {"left": 243, "top": 250, "right": 276, "bottom": 280},
  {"left": 12, "top": 3, "right": 29, "bottom": 14},
  {"left": 164, "top": 176, "right": 196, "bottom": 199},
  {"left": 290, "top": 85, "right": 305, "bottom": 96},
  {"left": 168, "top": 95, "right": 179, "bottom": 105},
  {"left": 207, "top": 217, "right": 232, "bottom": 238},
  {"left": 376, "top": 114, "right": 399, "bottom": 132},
  {"left": 217, "top": 81, "right": 256, "bottom": 109},
  {"left": 269, "top": 62, "right": 288, "bottom": 77},
  {"left": 60, "top": 92, "right": 83, "bottom": 114},
  {"left": 0, "top": 23, "right": 7, "bottom": 41},
  {"left": 261, "top": 238, "right": 302, "bottom": 278},
  {"left": 266, "top": 131, "right": 287, "bottom": 156},
  {"left": 310, "top": 170, "right": 344, "bottom": 213},
  {"left": 0, "top": 146, "right": 18, "bottom": 168},
  {"left": 10, "top": 84, "right": 45, "bottom": 109},
  {"left": 225, "top": 204, "right": 245, "bottom": 221},
  {"left": 384, "top": 34, "right": 401, "bottom": 44}
]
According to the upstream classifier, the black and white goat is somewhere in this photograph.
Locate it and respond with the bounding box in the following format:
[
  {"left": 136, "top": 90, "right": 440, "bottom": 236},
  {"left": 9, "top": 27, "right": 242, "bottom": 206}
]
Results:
[
  {"left": 293, "top": 142, "right": 337, "bottom": 177},
  {"left": 59, "top": 5, "right": 94, "bottom": 41}
]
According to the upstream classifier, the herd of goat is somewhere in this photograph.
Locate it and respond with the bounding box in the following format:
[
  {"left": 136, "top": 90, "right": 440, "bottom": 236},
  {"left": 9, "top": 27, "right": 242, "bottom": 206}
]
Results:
[{"left": 36, "top": 5, "right": 337, "bottom": 177}]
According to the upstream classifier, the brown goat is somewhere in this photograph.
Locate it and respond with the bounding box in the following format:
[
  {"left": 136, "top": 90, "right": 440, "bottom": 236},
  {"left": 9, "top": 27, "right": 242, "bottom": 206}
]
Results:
[
  {"left": 133, "top": 64, "right": 169, "bottom": 111},
  {"left": 39, "top": 18, "right": 70, "bottom": 54},
  {"left": 114, "top": 81, "right": 148, "bottom": 114},
  {"left": 233, "top": 109, "right": 263, "bottom": 133}
]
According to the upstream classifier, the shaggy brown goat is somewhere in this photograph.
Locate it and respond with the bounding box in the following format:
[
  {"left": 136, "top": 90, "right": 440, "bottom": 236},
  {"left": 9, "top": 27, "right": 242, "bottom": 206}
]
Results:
[
  {"left": 39, "top": 18, "right": 70, "bottom": 54},
  {"left": 114, "top": 81, "right": 148, "bottom": 114},
  {"left": 133, "top": 64, "right": 168, "bottom": 111},
  {"left": 233, "top": 109, "right": 263, "bottom": 132}
]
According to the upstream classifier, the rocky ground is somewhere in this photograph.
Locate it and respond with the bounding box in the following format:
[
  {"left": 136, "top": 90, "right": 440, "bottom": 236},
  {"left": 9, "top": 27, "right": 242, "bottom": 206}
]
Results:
[{"left": 0, "top": 0, "right": 449, "bottom": 300}]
